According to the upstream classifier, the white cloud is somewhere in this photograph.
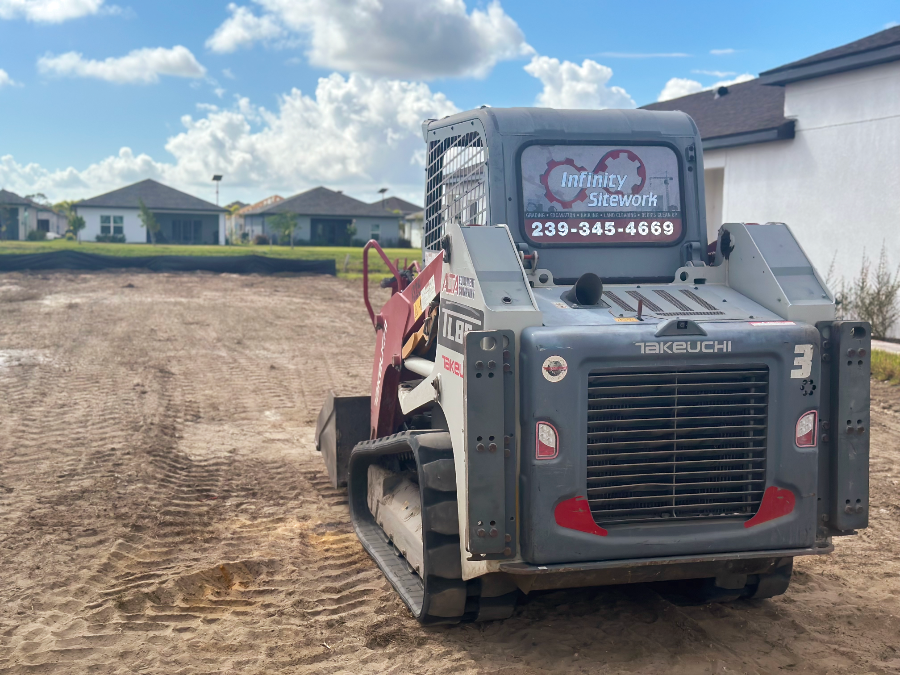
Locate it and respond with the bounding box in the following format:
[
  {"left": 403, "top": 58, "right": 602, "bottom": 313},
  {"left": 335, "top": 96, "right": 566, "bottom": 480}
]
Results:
[
  {"left": 0, "top": 0, "right": 107, "bottom": 22},
  {"left": 692, "top": 69, "right": 735, "bottom": 77},
  {"left": 37, "top": 46, "right": 207, "bottom": 84},
  {"left": 886, "top": 21, "right": 899, "bottom": 29},
  {"left": 222, "top": 67, "right": 235, "bottom": 79},
  {"left": 0, "top": 72, "right": 457, "bottom": 202},
  {"left": 710, "top": 48, "right": 736, "bottom": 55},
  {"left": 205, "top": 3, "right": 286, "bottom": 53},
  {"left": 657, "top": 73, "right": 755, "bottom": 102},
  {"left": 524, "top": 55, "right": 634, "bottom": 109},
  {"left": 206, "top": 0, "right": 532, "bottom": 79},
  {"left": 0, "top": 68, "right": 20, "bottom": 87},
  {"left": 658, "top": 77, "right": 704, "bottom": 101},
  {"left": 594, "top": 52, "right": 689, "bottom": 58}
]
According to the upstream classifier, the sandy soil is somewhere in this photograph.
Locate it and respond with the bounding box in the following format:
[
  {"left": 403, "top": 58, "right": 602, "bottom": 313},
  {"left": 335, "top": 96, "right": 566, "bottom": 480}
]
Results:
[{"left": 0, "top": 270, "right": 898, "bottom": 675}]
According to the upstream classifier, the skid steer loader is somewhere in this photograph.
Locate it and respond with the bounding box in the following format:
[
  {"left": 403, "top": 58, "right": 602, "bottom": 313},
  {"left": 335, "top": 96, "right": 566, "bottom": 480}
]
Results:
[{"left": 315, "top": 107, "right": 870, "bottom": 624}]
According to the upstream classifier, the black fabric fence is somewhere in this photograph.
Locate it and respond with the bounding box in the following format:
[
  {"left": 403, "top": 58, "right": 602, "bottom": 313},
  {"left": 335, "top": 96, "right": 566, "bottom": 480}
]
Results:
[{"left": 0, "top": 250, "right": 336, "bottom": 275}]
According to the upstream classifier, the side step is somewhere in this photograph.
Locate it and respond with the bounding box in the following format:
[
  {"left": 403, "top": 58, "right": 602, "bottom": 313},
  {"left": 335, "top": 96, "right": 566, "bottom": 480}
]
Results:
[{"left": 347, "top": 431, "right": 518, "bottom": 624}]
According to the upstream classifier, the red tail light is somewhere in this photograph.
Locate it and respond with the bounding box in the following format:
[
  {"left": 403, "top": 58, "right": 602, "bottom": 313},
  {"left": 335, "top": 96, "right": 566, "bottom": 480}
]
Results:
[
  {"left": 796, "top": 411, "right": 817, "bottom": 447},
  {"left": 536, "top": 422, "right": 558, "bottom": 459}
]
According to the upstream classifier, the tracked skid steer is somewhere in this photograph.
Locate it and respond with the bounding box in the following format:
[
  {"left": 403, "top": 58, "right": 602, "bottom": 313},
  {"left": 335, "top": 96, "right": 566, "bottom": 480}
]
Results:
[{"left": 315, "top": 107, "right": 871, "bottom": 624}]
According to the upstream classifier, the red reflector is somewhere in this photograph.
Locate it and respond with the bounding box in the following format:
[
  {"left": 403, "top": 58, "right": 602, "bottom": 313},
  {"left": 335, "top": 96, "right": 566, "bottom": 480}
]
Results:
[
  {"left": 796, "top": 410, "right": 817, "bottom": 447},
  {"left": 536, "top": 422, "right": 558, "bottom": 459}
]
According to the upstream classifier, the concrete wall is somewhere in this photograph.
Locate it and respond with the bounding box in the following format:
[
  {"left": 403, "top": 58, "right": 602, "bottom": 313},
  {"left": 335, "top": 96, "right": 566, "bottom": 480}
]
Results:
[
  {"left": 77, "top": 206, "right": 144, "bottom": 243},
  {"left": 76, "top": 207, "right": 225, "bottom": 244},
  {"left": 703, "top": 60, "right": 900, "bottom": 291}
]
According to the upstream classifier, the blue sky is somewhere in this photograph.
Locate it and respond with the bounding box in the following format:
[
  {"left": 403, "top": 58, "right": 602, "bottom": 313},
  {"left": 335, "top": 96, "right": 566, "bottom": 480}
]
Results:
[{"left": 0, "top": 0, "right": 897, "bottom": 206}]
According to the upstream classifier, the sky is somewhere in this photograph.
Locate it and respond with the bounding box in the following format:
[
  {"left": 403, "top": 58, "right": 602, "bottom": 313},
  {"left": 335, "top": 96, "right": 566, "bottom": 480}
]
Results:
[{"left": 0, "top": 0, "right": 898, "bottom": 208}]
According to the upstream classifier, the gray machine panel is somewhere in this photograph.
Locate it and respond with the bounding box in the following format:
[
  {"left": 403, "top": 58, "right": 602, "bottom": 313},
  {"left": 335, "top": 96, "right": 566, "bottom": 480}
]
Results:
[
  {"left": 818, "top": 321, "right": 870, "bottom": 532},
  {"left": 534, "top": 283, "right": 782, "bottom": 326},
  {"left": 517, "top": 320, "right": 821, "bottom": 565},
  {"left": 464, "top": 330, "right": 517, "bottom": 559}
]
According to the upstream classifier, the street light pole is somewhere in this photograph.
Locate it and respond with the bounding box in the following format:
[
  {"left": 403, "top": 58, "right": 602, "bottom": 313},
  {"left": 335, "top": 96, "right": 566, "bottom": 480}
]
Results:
[{"left": 212, "top": 175, "right": 223, "bottom": 206}]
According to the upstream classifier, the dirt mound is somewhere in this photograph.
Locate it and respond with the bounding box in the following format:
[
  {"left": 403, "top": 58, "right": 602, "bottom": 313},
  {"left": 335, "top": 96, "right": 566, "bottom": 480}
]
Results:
[{"left": 0, "top": 270, "right": 898, "bottom": 674}]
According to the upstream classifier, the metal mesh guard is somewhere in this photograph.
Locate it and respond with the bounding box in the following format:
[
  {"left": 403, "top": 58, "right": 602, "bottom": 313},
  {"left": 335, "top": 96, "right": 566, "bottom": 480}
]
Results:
[
  {"left": 424, "top": 131, "right": 487, "bottom": 251},
  {"left": 585, "top": 366, "right": 769, "bottom": 526}
]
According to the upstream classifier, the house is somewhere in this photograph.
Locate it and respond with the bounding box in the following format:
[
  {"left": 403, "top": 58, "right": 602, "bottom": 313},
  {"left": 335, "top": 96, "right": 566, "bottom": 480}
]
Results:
[
  {"left": 643, "top": 25, "right": 900, "bottom": 287},
  {"left": 374, "top": 196, "right": 423, "bottom": 247},
  {"left": 0, "top": 189, "right": 68, "bottom": 239},
  {"left": 75, "top": 179, "right": 227, "bottom": 245},
  {"left": 404, "top": 210, "right": 425, "bottom": 249},
  {"left": 232, "top": 195, "right": 284, "bottom": 241},
  {"left": 245, "top": 187, "right": 401, "bottom": 246}
]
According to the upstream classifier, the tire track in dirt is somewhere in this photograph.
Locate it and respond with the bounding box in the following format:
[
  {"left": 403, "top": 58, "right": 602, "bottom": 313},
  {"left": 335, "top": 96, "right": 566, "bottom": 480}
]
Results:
[{"left": 2, "top": 272, "right": 899, "bottom": 675}]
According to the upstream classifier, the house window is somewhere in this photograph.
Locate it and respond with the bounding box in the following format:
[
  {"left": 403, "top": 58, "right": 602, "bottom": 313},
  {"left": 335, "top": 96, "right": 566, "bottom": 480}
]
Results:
[
  {"left": 37, "top": 219, "right": 50, "bottom": 233},
  {"left": 173, "top": 220, "right": 182, "bottom": 241},
  {"left": 371, "top": 223, "right": 380, "bottom": 241},
  {"left": 193, "top": 220, "right": 202, "bottom": 243},
  {"left": 100, "top": 215, "right": 111, "bottom": 235},
  {"left": 113, "top": 216, "right": 123, "bottom": 235}
]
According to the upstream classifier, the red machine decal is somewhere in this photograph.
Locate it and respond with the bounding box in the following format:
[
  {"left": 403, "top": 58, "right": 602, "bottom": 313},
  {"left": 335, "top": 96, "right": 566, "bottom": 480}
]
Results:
[
  {"left": 441, "top": 355, "right": 463, "bottom": 378},
  {"left": 744, "top": 486, "right": 796, "bottom": 528},
  {"left": 554, "top": 496, "right": 607, "bottom": 536}
]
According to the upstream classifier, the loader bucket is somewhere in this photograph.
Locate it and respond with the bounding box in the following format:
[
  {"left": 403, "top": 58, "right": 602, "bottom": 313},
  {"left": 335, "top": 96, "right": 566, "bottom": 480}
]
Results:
[{"left": 315, "top": 391, "right": 370, "bottom": 488}]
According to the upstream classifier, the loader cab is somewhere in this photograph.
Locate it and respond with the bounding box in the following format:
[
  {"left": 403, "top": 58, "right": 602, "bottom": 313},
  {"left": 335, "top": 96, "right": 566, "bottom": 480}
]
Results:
[{"left": 421, "top": 108, "right": 709, "bottom": 283}]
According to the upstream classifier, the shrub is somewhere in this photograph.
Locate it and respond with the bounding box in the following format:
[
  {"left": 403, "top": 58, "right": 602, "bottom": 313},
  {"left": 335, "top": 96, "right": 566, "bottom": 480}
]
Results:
[
  {"left": 64, "top": 232, "right": 76, "bottom": 241},
  {"left": 396, "top": 237, "right": 412, "bottom": 249},
  {"left": 351, "top": 238, "right": 366, "bottom": 247},
  {"left": 841, "top": 245, "right": 900, "bottom": 339},
  {"left": 240, "top": 231, "right": 249, "bottom": 243},
  {"left": 253, "top": 234, "right": 270, "bottom": 245},
  {"left": 95, "top": 233, "right": 126, "bottom": 243},
  {"left": 26, "top": 229, "right": 47, "bottom": 241},
  {"left": 872, "top": 349, "right": 900, "bottom": 385}
]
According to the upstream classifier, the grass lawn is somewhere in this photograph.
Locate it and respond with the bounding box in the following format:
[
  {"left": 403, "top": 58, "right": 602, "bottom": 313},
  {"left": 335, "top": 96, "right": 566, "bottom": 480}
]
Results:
[{"left": 0, "top": 240, "right": 417, "bottom": 278}]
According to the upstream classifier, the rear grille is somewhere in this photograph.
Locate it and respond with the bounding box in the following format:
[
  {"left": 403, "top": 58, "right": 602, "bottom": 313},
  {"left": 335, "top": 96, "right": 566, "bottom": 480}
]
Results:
[{"left": 586, "top": 366, "right": 768, "bottom": 526}]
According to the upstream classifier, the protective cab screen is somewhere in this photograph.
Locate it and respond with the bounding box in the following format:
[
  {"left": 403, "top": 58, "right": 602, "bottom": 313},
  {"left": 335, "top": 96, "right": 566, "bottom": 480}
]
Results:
[{"left": 521, "top": 144, "right": 682, "bottom": 245}]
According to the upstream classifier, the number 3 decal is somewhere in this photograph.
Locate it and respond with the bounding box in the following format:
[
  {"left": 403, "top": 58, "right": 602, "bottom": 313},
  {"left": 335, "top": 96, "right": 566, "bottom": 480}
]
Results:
[{"left": 791, "top": 344, "right": 813, "bottom": 379}]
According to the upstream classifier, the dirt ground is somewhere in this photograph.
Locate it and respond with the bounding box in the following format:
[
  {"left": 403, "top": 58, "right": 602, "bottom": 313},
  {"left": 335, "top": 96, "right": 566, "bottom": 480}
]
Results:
[{"left": 1, "top": 271, "right": 899, "bottom": 675}]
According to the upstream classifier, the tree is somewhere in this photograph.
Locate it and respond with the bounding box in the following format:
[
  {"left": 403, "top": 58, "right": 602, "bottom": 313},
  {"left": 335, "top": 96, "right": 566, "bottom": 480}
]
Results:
[
  {"left": 268, "top": 212, "right": 298, "bottom": 249},
  {"left": 68, "top": 214, "right": 86, "bottom": 242},
  {"left": 138, "top": 199, "right": 161, "bottom": 244},
  {"left": 843, "top": 244, "right": 900, "bottom": 339},
  {"left": 25, "top": 193, "right": 50, "bottom": 206}
]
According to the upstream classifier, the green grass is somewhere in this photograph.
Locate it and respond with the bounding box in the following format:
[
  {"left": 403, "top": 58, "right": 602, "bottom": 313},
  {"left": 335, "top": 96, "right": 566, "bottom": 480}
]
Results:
[
  {"left": 872, "top": 349, "right": 900, "bottom": 385},
  {"left": 0, "top": 240, "right": 417, "bottom": 278}
]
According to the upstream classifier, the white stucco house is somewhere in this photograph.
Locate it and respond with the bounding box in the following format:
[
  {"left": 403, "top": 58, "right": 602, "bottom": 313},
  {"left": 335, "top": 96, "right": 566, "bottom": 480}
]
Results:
[
  {"left": 75, "top": 179, "right": 227, "bottom": 245},
  {"left": 644, "top": 26, "right": 900, "bottom": 289},
  {"left": 380, "top": 196, "right": 423, "bottom": 248},
  {"left": 0, "top": 189, "right": 68, "bottom": 239},
  {"left": 243, "top": 186, "right": 408, "bottom": 246}
]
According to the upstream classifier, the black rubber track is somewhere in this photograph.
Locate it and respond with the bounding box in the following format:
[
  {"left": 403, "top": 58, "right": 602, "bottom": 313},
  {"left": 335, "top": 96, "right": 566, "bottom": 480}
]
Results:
[{"left": 347, "top": 431, "right": 518, "bottom": 625}]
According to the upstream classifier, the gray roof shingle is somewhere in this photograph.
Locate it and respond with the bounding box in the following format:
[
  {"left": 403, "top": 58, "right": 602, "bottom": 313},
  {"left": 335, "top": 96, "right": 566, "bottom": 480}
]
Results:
[
  {"left": 254, "top": 186, "right": 395, "bottom": 218},
  {"left": 76, "top": 179, "right": 226, "bottom": 212},
  {"left": 375, "top": 196, "right": 422, "bottom": 215},
  {"left": 641, "top": 78, "right": 793, "bottom": 149},
  {"left": 0, "top": 189, "right": 40, "bottom": 207}
]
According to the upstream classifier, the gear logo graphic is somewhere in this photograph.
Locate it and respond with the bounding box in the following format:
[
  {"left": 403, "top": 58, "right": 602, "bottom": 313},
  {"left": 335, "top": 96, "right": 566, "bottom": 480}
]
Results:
[
  {"left": 594, "top": 149, "right": 646, "bottom": 196},
  {"left": 539, "top": 158, "right": 589, "bottom": 209}
]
